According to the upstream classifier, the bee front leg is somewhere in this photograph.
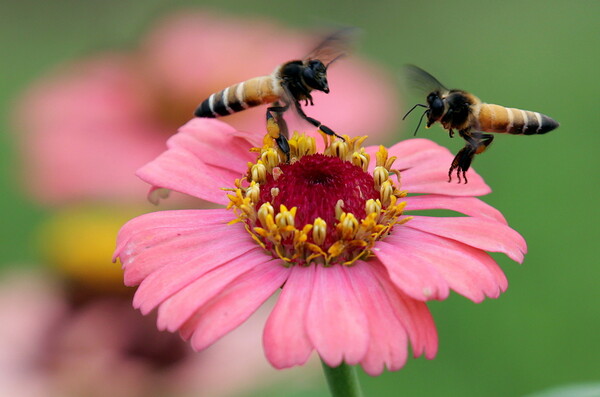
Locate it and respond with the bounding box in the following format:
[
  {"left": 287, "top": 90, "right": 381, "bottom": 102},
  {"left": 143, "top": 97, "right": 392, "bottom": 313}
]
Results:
[
  {"left": 306, "top": 94, "right": 314, "bottom": 106},
  {"left": 303, "top": 94, "right": 314, "bottom": 106},
  {"left": 291, "top": 99, "right": 344, "bottom": 141}
]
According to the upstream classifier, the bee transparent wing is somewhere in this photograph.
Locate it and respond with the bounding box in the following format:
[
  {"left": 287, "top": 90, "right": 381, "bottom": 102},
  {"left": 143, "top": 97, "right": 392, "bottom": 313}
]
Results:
[
  {"left": 305, "top": 27, "right": 358, "bottom": 67},
  {"left": 403, "top": 64, "right": 449, "bottom": 95}
]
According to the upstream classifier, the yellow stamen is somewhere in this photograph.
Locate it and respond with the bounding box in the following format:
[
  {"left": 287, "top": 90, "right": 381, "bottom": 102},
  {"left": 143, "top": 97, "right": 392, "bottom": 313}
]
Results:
[
  {"left": 329, "top": 140, "right": 349, "bottom": 160},
  {"left": 380, "top": 180, "right": 394, "bottom": 207},
  {"left": 261, "top": 148, "right": 280, "bottom": 173},
  {"left": 251, "top": 162, "right": 267, "bottom": 183},
  {"left": 245, "top": 181, "right": 260, "bottom": 203},
  {"left": 335, "top": 199, "right": 345, "bottom": 220},
  {"left": 257, "top": 202, "right": 274, "bottom": 228},
  {"left": 338, "top": 212, "right": 359, "bottom": 240},
  {"left": 275, "top": 205, "right": 296, "bottom": 229},
  {"left": 290, "top": 134, "right": 317, "bottom": 158},
  {"left": 312, "top": 218, "right": 327, "bottom": 246},
  {"left": 365, "top": 199, "right": 382, "bottom": 217},
  {"left": 373, "top": 166, "right": 389, "bottom": 190},
  {"left": 352, "top": 149, "right": 370, "bottom": 172}
]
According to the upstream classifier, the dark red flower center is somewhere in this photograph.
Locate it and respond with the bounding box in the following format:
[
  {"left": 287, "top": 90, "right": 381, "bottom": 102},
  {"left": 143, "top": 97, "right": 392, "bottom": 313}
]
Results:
[{"left": 258, "top": 154, "right": 379, "bottom": 229}]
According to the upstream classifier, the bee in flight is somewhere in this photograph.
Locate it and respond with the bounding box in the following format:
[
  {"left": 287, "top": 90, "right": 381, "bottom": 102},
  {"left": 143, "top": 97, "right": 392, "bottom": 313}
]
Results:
[
  {"left": 194, "top": 28, "right": 356, "bottom": 158},
  {"left": 403, "top": 65, "right": 559, "bottom": 183}
]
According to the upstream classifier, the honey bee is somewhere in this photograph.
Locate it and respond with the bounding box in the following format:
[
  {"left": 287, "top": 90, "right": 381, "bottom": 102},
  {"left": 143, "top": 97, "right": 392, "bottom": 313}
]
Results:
[
  {"left": 403, "top": 65, "right": 559, "bottom": 183},
  {"left": 194, "top": 28, "right": 355, "bottom": 157}
]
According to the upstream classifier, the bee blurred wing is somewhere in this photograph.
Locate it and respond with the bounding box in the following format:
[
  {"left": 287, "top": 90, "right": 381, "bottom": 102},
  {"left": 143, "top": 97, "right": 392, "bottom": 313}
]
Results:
[
  {"left": 403, "top": 64, "right": 449, "bottom": 95},
  {"left": 305, "top": 27, "right": 359, "bottom": 67}
]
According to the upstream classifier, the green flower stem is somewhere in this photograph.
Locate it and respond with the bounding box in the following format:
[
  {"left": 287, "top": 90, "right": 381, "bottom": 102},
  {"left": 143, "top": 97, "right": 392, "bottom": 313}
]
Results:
[{"left": 321, "top": 359, "right": 364, "bottom": 397}]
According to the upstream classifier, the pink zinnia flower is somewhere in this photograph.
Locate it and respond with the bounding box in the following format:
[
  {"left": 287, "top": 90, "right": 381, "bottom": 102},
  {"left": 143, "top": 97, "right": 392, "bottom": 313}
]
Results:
[
  {"left": 12, "top": 10, "right": 399, "bottom": 205},
  {"left": 114, "top": 119, "right": 526, "bottom": 376}
]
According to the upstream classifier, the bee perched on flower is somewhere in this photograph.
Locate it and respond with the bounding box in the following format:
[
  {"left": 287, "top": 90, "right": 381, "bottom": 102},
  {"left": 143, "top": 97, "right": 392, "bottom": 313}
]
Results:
[{"left": 114, "top": 118, "right": 526, "bottom": 376}]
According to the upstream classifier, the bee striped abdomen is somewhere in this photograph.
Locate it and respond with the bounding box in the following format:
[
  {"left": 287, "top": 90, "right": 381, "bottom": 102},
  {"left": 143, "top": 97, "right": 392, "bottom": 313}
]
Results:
[
  {"left": 476, "top": 103, "right": 559, "bottom": 135},
  {"left": 194, "top": 76, "right": 282, "bottom": 118}
]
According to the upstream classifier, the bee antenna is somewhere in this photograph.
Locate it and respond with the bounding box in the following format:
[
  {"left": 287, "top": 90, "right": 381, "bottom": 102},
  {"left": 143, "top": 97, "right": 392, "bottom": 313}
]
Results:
[
  {"left": 413, "top": 108, "right": 429, "bottom": 136},
  {"left": 402, "top": 103, "right": 428, "bottom": 120}
]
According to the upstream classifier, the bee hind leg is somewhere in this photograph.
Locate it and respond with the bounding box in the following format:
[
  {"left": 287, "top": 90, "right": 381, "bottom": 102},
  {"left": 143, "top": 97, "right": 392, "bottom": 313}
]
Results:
[
  {"left": 448, "top": 132, "right": 494, "bottom": 184},
  {"left": 448, "top": 145, "right": 475, "bottom": 184},
  {"left": 266, "top": 105, "right": 290, "bottom": 160}
]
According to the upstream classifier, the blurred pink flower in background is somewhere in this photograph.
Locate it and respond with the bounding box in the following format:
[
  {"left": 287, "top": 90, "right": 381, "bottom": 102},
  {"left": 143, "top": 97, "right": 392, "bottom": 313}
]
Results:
[
  {"left": 0, "top": 271, "right": 317, "bottom": 397},
  {"left": 12, "top": 10, "right": 400, "bottom": 206},
  {"left": 115, "top": 119, "right": 526, "bottom": 376}
]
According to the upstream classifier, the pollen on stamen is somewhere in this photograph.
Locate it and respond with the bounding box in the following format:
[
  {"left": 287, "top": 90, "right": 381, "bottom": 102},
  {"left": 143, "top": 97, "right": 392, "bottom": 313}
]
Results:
[{"left": 227, "top": 131, "right": 409, "bottom": 266}]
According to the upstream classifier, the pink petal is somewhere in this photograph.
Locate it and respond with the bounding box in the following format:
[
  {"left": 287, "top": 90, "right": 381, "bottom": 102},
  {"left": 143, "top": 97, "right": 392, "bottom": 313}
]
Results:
[
  {"left": 136, "top": 118, "right": 258, "bottom": 205},
  {"left": 306, "top": 265, "right": 369, "bottom": 367},
  {"left": 386, "top": 138, "right": 455, "bottom": 167},
  {"left": 171, "top": 119, "right": 261, "bottom": 167},
  {"left": 370, "top": 261, "right": 438, "bottom": 359},
  {"left": 122, "top": 223, "right": 237, "bottom": 286},
  {"left": 404, "top": 195, "right": 507, "bottom": 224},
  {"left": 365, "top": 139, "right": 491, "bottom": 196},
  {"left": 406, "top": 216, "right": 527, "bottom": 263},
  {"left": 386, "top": 227, "right": 508, "bottom": 302},
  {"left": 180, "top": 259, "right": 289, "bottom": 350},
  {"left": 264, "top": 265, "right": 315, "bottom": 369},
  {"left": 132, "top": 226, "right": 257, "bottom": 314},
  {"left": 374, "top": 241, "right": 450, "bottom": 301},
  {"left": 116, "top": 210, "right": 243, "bottom": 286},
  {"left": 115, "top": 209, "right": 232, "bottom": 255},
  {"left": 156, "top": 248, "right": 274, "bottom": 332},
  {"left": 345, "top": 263, "right": 408, "bottom": 375}
]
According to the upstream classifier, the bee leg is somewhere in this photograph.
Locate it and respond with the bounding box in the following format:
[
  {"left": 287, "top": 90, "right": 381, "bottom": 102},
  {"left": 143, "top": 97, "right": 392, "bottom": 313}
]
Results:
[
  {"left": 275, "top": 135, "right": 290, "bottom": 161},
  {"left": 297, "top": 87, "right": 313, "bottom": 106},
  {"left": 303, "top": 95, "right": 314, "bottom": 106},
  {"left": 266, "top": 106, "right": 290, "bottom": 161},
  {"left": 448, "top": 132, "right": 494, "bottom": 184},
  {"left": 448, "top": 144, "right": 476, "bottom": 184},
  {"left": 448, "top": 129, "right": 455, "bottom": 138},
  {"left": 291, "top": 99, "right": 345, "bottom": 141},
  {"left": 472, "top": 132, "right": 494, "bottom": 155}
]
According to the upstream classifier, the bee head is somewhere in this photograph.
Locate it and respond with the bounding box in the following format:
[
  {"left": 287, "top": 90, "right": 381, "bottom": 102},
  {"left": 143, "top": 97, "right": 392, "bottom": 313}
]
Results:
[
  {"left": 303, "top": 60, "right": 329, "bottom": 93},
  {"left": 426, "top": 92, "right": 445, "bottom": 127}
]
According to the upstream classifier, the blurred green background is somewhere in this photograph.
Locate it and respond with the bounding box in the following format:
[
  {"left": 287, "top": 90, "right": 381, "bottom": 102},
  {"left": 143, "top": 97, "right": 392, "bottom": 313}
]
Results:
[{"left": 1, "top": 0, "right": 598, "bottom": 396}]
